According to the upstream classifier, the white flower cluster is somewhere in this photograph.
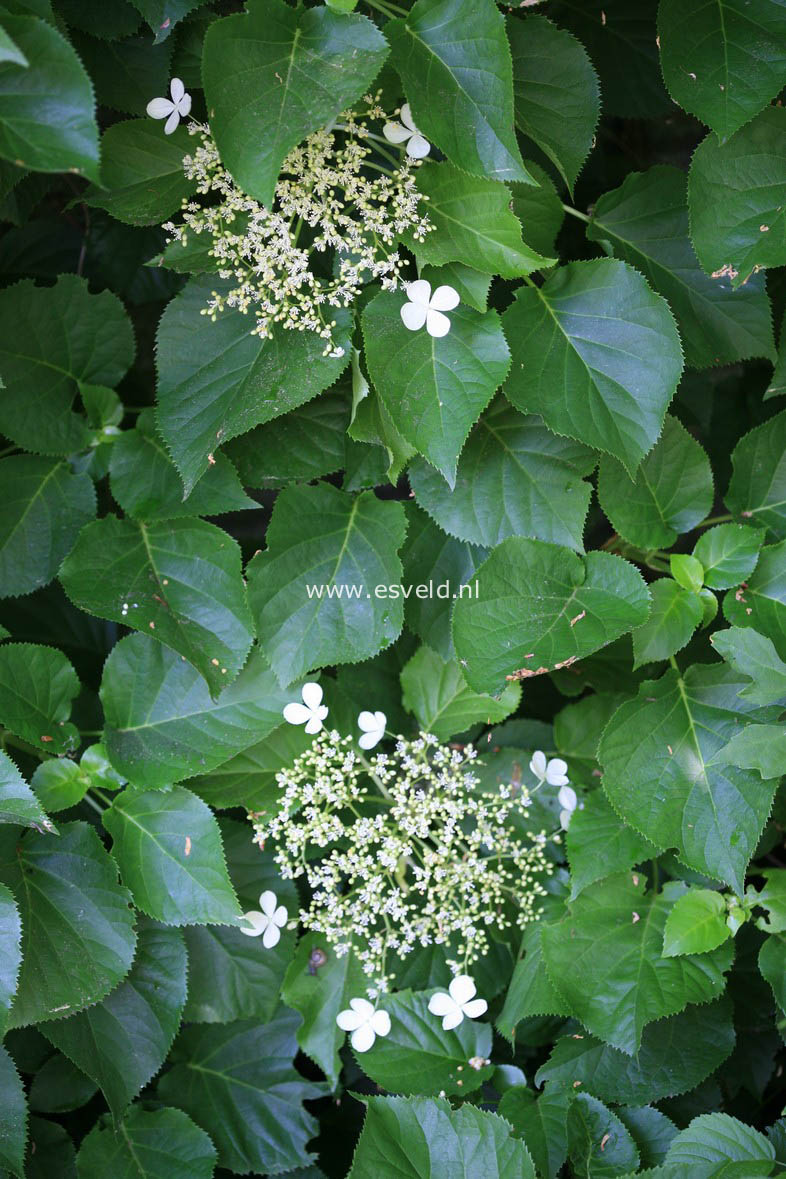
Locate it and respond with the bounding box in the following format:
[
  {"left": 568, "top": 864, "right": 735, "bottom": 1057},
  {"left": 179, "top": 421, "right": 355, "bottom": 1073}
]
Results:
[
  {"left": 249, "top": 731, "right": 553, "bottom": 991},
  {"left": 162, "top": 97, "right": 433, "bottom": 356}
]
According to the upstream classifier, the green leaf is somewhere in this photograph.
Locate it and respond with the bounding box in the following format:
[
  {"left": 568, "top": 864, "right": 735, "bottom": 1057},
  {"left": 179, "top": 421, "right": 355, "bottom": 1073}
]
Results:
[
  {"left": 411, "top": 162, "right": 552, "bottom": 278},
  {"left": 509, "top": 163, "right": 565, "bottom": 259},
  {"left": 225, "top": 392, "right": 349, "bottom": 489},
  {"left": 348, "top": 1094, "right": 536, "bottom": 1179},
  {"left": 0, "top": 821, "right": 136, "bottom": 1028},
  {"left": 0, "top": 881, "right": 21, "bottom": 1035},
  {"left": 409, "top": 399, "right": 595, "bottom": 552},
  {"left": 356, "top": 990, "right": 493, "bottom": 1097},
  {"left": 157, "top": 1011, "right": 324, "bottom": 1175},
  {"left": 541, "top": 874, "right": 733, "bottom": 1054},
  {"left": 714, "top": 723, "right": 786, "bottom": 780},
  {"left": 566, "top": 791, "right": 657, "bottom": 900},
  {"left": 30, "top": 759, "right": 87, "bottom": 814},
  {"left": 202, "top": 0, "right": 388, "bottom": 207},
  {"left": 509, "top": 14, "right": 600, "bottom": 192},
  {"left": 184, "top": 722, "right": 313, "bottom": 812},
  {"left": 29, "top": 1055, "right": 96, "bottom": 1114},
  {"left": 0, "top": 642, "right": 80, "bottom": 755},
  {"left": 724, "top": 541, "right": 786, "bottom": 659},
  {"left": 759, "top": 932, "right": 786, "bottom": 1014},
  {"left": 693, "top": 523, "right": 765, "bottom": 590},
  {"left": 0, "top": 276, "right": 134, "bottom": 456},
  {"left": 710, "top": 626, "right": 786, "bottom": 705},
  {"left": 0, "top": 24, "right": 28, "bottom": 67},
  {"left": 497, "top": 1084, "right": 569, "bottom": 1179},
  {"left": 555, "top": 691, "right": 629, "bottom": 763},
  {"left": 247, "top": 483, "right": 407, "bottom": 685},
  {"left": 41, "top": 919, "right": 186, "bottom": 1120},
  {"left": 597, "top": 415, "right": 713, "bottom": 550},
  {"left": 69, "top": 29, "right": 172, "bottom": 118},
  {"left": 101, "top": 635, "right": 296, "bottom": 789},
  {"left": 689, "top": 107, "right": 786, "bottom": 287},
  {"left": 103, "top": 784, "right": 242, "bottom": 927},
  {"left": 632, "top": 579, "right": 703, "bottom": 668},
  {"left": 282, "top": 932, "right": 367, "bottom": 1090},
  {"left": 725, "top": 409, "right": 786, "bottom": 540},
  {"left": 0, "top": 749, "right": 56, "bottom": 832},
  {"left": 75, "top": 1106, "right": 217, "bottom": 1179},
  {"left": 401, "top": 645, "right": 519, "bottom": 741},
  {"left": 26, "top": 1117, "right": 76, "bottom": 1179},
  {"left": 664, "top": 1112, "right": 775, "bottom": 1175},
  {"left": 131, "top": 0, "right": 209, "bottom": 43},
  {"left": 155, "top": 275, "right": 351, "bottom": 494},
  {"left": 362, "top": 290, "right": 510, "bottom": 486},
  {"left": 537, "top": 997, "right": 734, "bottom": 1106},
  {"left": 452, "top": 538, "right": 650, "bottom": 695},
  {"left": 587, "top": 166, "right": 775, "bottom": 369},
  {"left": 617, "top": 1107, "right": 678, "bottom": 1170},
  {"left": 567, "top": 1093, "right": 640, "bottom": 1178},
  {"left": 503, "top": 259, "right": 683, "bottom": 475},
  {"left": 663, "top": 889, "right": 731, "bottom": 956},
  {"left": 658, "top": 0, "right": 786, "bottom": 141},
  {"left": 599, "top": 664, "right": 779, "bottom": 893},
  {"left": 0, "top": 456, "right": 95, "bottom": 598},
  {"left": 0, "top": 1044, "right": 26, "bottom": 1178},
  {"left": 498, "top": 925, "right": 570, "bottom": 1036},
  {"left": 85, "top": 121, "right": 194, "bottom": 225},
  {"left": 60, "top": 515, "right": 254, "bottom": 696},
  {"left": 0, "top": 15, "right": 99, "bottom": 180},
  {"left": 671, "top": 553, "right": 705, "bottom": 594},
  {"left": 387, "top": 0, "right": 531, "bottom": 185}
]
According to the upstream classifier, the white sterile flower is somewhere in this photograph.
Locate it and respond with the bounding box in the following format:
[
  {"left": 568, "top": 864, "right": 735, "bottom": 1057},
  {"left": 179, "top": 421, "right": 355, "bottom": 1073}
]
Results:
[
  {"left": 558, "top": 784, "right": 578, "bottom": 831},
  {"left": 357, "top": 710, "right": 386, "bottom": 750},
  {"left": 428, "top": 975, "right": 487, "bottom": 1031},
  {"left": 400, "top": 279, "right": 459, "bottom": 338},
  {"left": 383, "top": 103, "right": 431, "bottom": 158},
  {"left": 336, "top": 997, "right": 391, "bottom": 1053},
  {"left": 283, "top": 682, "right": 328, "bottom": 734},
  {"left": 239, "top": 890, "right": 288, "bottom": 948},
  {"left": 146, "top": 77, "right": 191, "bottom": 134},
  {"left": 529, "top": 750, "right": 570, "bottom": 787}
]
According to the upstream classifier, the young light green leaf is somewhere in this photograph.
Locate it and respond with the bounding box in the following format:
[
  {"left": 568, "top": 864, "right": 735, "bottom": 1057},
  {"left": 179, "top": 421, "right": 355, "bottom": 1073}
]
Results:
[
  {"left": 713, "top": 723, "right": 786, "bottom": 780},
  {"left": 725, "top": 409, "right": 786, "bottom": 540},
  {"left": 689, "top": 107, "right": 786, "bottom": 287},
  {"left": 0, "top": 882, "right": 21, "bottom": 1036},
  {"left": 41, "top": 921, "right": 187, "bottom": 1120},
  {"left": 452, "top": 538, "right": 650, "bottom": 695},
  {"left": 0, "top": 1044, "right": 26, "bottom": 1179},
  {"left": 632, "top": 579, "right": 703, "bottom": 668},
  {"left": 247, "top": 483, "right": 407, "bottom": 685},
  {"left": 76, "top": 1106, "right": 217, "bottom": 1179},
  {"left": 566, "top": 790, "right": 657, "bottom": 900},
  {"left": 387, "top": 0, "right": 531, "bottom": 185},
  {"left": 401, "top": 645, "right": 519, "bottom": 741},
  {"left": 202, "top": 0, "right": 388, "bottom": 207},
  {"left": 409, "top": 400, "right": 595, "bottom": 552},
  {"left": 710, "top": 626, "right": 786, "bottom": 705},
  {"left": 0, "top": 749, "right": 56, "bottom": 832},
  {"left": 693, "top": 523, "right": 765, "bottom": 589},
  {"left": 0, "top": 822, "right": 136, "bottom": 1028},
  {"left": 567, "top": 1092, "right": 640, "bottom": 1178},
  {"left": 503, "top": 259, "right": 683, "bottom": 475},
  {"left": 84, "top": 121, "right": 195, "bottom": 225},
  {"left": 587, "top": 166, "right": 775, "bottom": 369},
  {"left": 103, "top": 784, "right": 242, "bottom": 927},
  {"left": 0, "top": 643, "right": 80, "bottom": 756},
  {"left": 671, "top": 553, "right": 705, "bottom": 594},
  {"left": 60, "top": 515, "right": 254, "bottom": 696},
  {"left": 663, "top": 889, "right": 731, "bottom": 956}
]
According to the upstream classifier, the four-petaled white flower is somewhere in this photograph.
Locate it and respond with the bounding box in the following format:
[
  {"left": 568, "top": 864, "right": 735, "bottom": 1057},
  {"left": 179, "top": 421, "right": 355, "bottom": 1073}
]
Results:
[
  {"left": 428, "top": 975, "right": 487, "bottom": 1030},
  {"left": 336, "top": 997, "right": 391, "bottom": 1053},
  {"left": 239, "top": 890, "right": 288, "bottom": 948},
  {"left": 283, "top": 682, "right": 328, "bottom": 734},
  {"left": 529, "top": 750, "right": 569, "bottom": 787},
  {"left": 146, "top": 77, "right": 192, "bottom": 134},
  {"left": 400, "top": 279, "right": 459, "bottom": 338},
  {"left": 383, "top": 103, "right": 431, "bottom": 159},
  {"left": 357, "top": 710, "right": 386, "bottom": 750},
  {"left": 558, "top": 784, "right": 578, "bottom": 831}
]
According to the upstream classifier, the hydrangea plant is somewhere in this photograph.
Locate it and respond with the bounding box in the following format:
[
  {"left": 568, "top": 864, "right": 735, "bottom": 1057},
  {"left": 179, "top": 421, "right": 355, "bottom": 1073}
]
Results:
[{"left": 0, "top": 0, "right": 784, "bottom": 1176}]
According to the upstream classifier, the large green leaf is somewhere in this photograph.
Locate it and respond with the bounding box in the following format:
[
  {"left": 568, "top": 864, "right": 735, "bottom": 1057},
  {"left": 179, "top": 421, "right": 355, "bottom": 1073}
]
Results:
[
  {"left": 101, "top": 635, "right": 296, "bottom": 790},
  {"left": 75, "top": 1106, "right": 217, "bottom": 1179},
  {"left": 0, "top": 1044, "right": 26, "bottom": 1178},
  {"left": 247, "top": 483, "right": 407, "bottom": 685},
  {"left": 60, "top": 515, "right": 254, "bottom": 696},
  {"left": 724, "top": 541, "right": 786, "bottom": 659},
  {"left": 710, "top": 626, "right": 786, "bottom": 705},
  {"left": 599, "top": 664, "right": 779, "bottom": 892},
  {"left": 386, "top": 0, "right": 530, "bottom": 185},
  {"left": 0, "top": 276, "right": 134, "bottom": 456},
  {"left": 0, "top": 881, "right": 21, "bottom": 1036},
  {"left": 497, "top": 925, "right": 569, "bottom": 1037},
  {"left": 348, "top": 1095, "right": 536, "bottom": 1179},
  {"left": 503, "top": 259, "right": 683, "bottom": 475},
  {"left": 693, "top": 523, "right": 765, "bottom": 590},
  {"left": 663, "top": 1112, "right": 775, "bottom": 1176},
  {"left": 725, "top": 409, "right": 786, "bottom": 540},
  {"left": 509, "top": 14, "right": 599, "bottom": 192},
  {"left": 409, "top": 400, "right": 595, "bottom": 552},
  {"left": 632, "top": 578, "right": 703, "bottom": 668},
  {"left": 588, "top": 166, "right": 774, "bottom": 369},
  {"left": 184, "top": 723, "right": 312, "bottom": 812},
  {"left": 452, "top": 538, "right": 650, "bottom": 695},
  {"left": 0, "top": 749, "right": 56, "bottom": 832},
  {"left": 225, "top": 392, "right": 349, "bottom": 489},
  {"left": 540, "top": 875, "right": 734, "bottom": 1054},
  {"left": 0, "top": 456, "right": 95, "bottom": 599},
  {"left": 157, "top": 1011, "right": 324, "bottom": 1175},
  {"left": 41, "top": 920, "right": 187, "bottom": 1120},
  {"left": 131, "top": 0, "right": 209, "bottom": 43},
  {"left": 103, "top": 784, "right": 242, "bottom": 926},
  {"left": 0, "top": 822, "right": 136, "bottom": 1028},
  {"left": 155, "top": 276, "right": 351, "bottom": 494},
  {"left": 85, "top": 121, "right": 194, "bottom": 225},
  {"left": 0, "top": 15, "right": 99, "bottom": 180},
  {"left": 362, "top": 290, "right": 511, "bottom": 486},
  {"left": 714, "top": 723, "right": 786, "bottom": 779},
  {"left": 0, "top": 643, "right": 80, "bottom": 755},
  {"left": 202, "top": 0, "right": 387, "bottom": 207},
  {"left": 401, "top": 645, "right": 520, "bottom": 741},
  {"left": 567, "top": 1093, "right": 639, "bottom": 1178},
  {"left": 566, "top": 790, "right": 657, "bottom": 900},
  {"left": 689, "top": 107, "right": 786, "bottom": 287},
  {"left": 659, "top": 0, "right": 786, "bottom": 141},
  {"left": 498, "top": 1085, "right": 569, "bottom": 1179}
]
